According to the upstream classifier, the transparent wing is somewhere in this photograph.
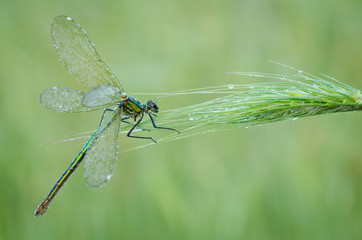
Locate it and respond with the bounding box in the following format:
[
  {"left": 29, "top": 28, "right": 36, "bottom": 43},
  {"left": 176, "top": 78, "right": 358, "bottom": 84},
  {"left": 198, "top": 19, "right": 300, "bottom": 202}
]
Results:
[
  {"left": 83, "top": 107, "right": 122, "bottom": 188},
  {"left": 39, "top": 87, "right": 102, "bottom": 112},
  {"left": 51, "top": 15, "right": 124, "bottom": 91},
  {"left": 82, "top": 84, "right": 122, "bottom": 108}
]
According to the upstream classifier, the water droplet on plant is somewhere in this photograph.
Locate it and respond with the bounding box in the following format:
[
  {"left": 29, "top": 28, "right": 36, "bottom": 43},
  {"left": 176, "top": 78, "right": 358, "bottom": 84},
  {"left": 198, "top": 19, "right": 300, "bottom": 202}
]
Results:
[{"left": 228, "top": 84, "right": 234, "bottom": 89}]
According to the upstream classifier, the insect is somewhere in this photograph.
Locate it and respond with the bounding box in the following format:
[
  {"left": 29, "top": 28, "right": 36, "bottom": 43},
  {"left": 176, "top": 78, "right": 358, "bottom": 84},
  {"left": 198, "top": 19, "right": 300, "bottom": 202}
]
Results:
[{"left": 35, "top": 16, "right": 179, "bottom": 216}]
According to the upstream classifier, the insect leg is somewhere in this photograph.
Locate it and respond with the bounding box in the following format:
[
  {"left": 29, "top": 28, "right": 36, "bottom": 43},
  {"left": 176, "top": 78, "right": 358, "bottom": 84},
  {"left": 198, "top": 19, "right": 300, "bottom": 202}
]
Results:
[
  {"left": 127, "top": 113, "right": 156, "bottom": 143},
  {"left": 148, "top": 113, "right": 180, "bottom": 133},
  {"left": 99, "top": 108, "right": 115, "bottom": 127}
]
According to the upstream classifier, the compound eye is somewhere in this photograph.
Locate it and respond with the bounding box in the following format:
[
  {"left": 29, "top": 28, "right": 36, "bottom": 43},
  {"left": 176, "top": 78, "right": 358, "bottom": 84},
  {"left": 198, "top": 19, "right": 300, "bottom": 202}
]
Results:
[{"left": 147, "top": 100, "right": 159, "bottom": 113}]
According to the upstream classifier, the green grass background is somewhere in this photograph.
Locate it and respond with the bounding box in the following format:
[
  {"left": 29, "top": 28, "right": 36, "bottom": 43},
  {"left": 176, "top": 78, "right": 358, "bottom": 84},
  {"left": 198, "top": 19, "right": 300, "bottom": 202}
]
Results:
[{"left": 0, "top": 0, "right": 361, "bottom": 239}]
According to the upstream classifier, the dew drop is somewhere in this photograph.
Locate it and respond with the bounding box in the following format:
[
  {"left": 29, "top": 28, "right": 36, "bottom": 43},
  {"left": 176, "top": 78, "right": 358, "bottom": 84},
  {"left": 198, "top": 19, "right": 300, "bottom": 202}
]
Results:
[{"left": 228, "top": 84, "right": 234, "bottom": 89}]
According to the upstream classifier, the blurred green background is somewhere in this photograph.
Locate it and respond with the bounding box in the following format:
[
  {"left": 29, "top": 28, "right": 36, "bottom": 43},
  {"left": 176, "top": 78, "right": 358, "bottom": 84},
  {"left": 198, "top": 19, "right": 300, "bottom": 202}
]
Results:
[{"left": 1, "top": 0, "right": 361, "bottom": 239}]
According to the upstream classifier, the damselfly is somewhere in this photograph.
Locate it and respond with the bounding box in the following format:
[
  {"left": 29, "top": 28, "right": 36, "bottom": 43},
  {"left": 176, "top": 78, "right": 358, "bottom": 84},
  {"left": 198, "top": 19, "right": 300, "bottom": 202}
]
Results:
[{"left": 35, "top": 16, "right": 179, "bottom": 216}]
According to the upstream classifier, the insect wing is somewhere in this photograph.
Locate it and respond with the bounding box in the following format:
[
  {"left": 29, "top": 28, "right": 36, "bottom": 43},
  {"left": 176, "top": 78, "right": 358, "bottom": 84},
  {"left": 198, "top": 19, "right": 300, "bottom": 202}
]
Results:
[
  {"left": 51, "top": 16, "right": 124, "bottom": 91},
  {"left": 83, "top": 107, "right": 122, "bottom": 188},
  {"left": 39, "top": 87, "right": 102, "bottom": 112},
  {"left": 82, "top": 84, "right": 122, "bottom": 109}
]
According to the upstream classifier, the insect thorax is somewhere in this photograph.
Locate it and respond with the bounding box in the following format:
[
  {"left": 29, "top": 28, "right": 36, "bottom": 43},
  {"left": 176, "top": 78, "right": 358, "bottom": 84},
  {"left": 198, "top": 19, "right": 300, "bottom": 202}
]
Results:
[{"left": 121, "top": 95, "right": 146, "bottom": 120}]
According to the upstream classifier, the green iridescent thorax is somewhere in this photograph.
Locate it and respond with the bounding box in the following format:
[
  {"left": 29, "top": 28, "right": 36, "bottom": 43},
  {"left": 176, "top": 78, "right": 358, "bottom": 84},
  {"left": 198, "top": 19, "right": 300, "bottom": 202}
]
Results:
[{"left": 120, "top": 95, "right": 159, "bottom": 121}]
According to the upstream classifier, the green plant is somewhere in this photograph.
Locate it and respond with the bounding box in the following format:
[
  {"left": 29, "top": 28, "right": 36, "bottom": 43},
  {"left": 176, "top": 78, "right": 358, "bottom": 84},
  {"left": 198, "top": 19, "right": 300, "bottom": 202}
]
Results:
[{"left": 133, "top": 64, "right": 362, "bottom": 146}]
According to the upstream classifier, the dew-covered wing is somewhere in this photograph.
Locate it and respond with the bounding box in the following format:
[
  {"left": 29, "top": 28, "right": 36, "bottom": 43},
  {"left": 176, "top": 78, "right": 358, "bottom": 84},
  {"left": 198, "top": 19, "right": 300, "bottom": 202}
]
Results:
[
  {"left": 39, "top": 87, "right": 102, "bottom": 112},
  {"left": 51, "top": 15, "right": 124, "bottom": 91},
  {"left": 82, "top": 84, "right": 122, "bottom": 109},
  {"left": 83, "top": 108, "right": 122, "bottom": 188}
]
